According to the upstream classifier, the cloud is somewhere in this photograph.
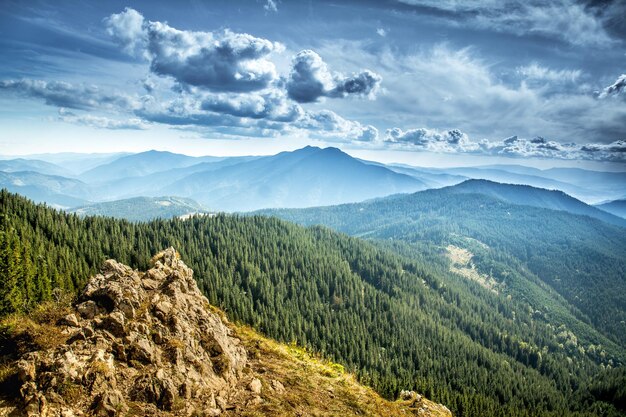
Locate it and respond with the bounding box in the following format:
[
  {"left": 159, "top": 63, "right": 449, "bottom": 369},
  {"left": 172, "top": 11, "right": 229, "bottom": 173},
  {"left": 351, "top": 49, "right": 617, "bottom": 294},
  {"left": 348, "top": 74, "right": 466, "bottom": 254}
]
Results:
[
  {"left": 105, "top": 8, "right": 283, "bottom": 92},
  {"left": 598, "top": 74, "right": 626, "bottom": 99},
  {"left": 297, "top": 110, "right": 379, "bottom": 142},
  {"left": 385, "top": 127, "right": 477, "bottom": 152},
  {"left": 103, "top": 7, "right": 147, "bottom": 57},
  {"left": 384, "top": 126, "right": 626, "bottom": 162},
  {"left": 0, "top": 79, "right": 137, "bottom": 110},
  {"left": 264, "top": 0, "right": 278, "bottom": 13},
  {"left": 58, "top": 108, "right": 147, "bottom": 130},
  {"left": 396, "top": 0, "right": 615, "bottom": 47},
  {"left": 286, "top": 50, "right": 381, "bottom": 103},
  {"left": 517, "top": 63, "right": 582, "bottom": 84},
  {"left": 200, "top": 90, "right": 303, "bottom": 122},
  {"left": 376, "top": 28, "right": 387, "bottom": 37}
]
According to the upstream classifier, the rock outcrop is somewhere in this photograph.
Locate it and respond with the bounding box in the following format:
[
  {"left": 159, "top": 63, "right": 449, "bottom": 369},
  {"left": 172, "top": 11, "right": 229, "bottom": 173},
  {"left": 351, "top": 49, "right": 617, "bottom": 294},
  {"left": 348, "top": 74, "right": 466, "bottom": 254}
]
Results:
[
  {"left": 14, "top": 248, "right": 247, "bottom": 416},
  {"left": 3, "top": 248, "right": 451, "bottom": 417}
]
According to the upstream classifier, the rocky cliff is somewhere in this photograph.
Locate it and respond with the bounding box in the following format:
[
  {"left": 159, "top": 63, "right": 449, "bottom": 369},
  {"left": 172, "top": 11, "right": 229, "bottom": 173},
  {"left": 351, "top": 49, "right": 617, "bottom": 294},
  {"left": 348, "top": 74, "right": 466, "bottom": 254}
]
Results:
[{"left": 0, "top": 248, "right": 451, "bottom": 417}]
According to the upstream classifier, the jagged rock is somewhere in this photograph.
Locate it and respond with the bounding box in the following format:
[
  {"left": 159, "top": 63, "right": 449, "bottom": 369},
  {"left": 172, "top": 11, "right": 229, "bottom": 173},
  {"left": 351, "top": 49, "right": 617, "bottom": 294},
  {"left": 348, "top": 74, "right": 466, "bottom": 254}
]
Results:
[
  {"left": 61, "top": 313, "right": 80, "bottom": 327},
  {"left": 100, "top": 311, "right": 125, "bottom": 337},
  {"left": 92, "top": 389, "right": 127, "bottom": 416},
  {"left": 248, "top": 377, "right": 262, "bottom": 394},
  {"left": 10, "top": 248, "right": 247, "bottom": 417},
  {"left": 270, "top": 379, "right": 286, "bottom": 394},
  {"left": 76, "top": 300, "right": 102, "bottom": 319}
]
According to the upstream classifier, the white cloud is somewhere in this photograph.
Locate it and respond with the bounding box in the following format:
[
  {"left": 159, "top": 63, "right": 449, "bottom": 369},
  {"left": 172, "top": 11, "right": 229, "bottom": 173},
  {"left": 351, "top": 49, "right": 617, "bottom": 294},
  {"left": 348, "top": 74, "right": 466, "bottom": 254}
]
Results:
[
  {"left": 297, "top": 110, "right": 379, "bottom": 142},
  {"left": 383, "top": 127, "right": 626, "bottom": 162},
  {"left": 598, "top": 74, "right": 626, "bottom": 99},
  {"left": 105, "top": 8, "right": 284, "bottom": 92},
  {"left": 517, "top": 63, "right": 582, "bottom": 84},
  {"left": 396, "top": 0, "right": 615, "bottom": 47},
  {"left": 58, "top": 108, "right": 148, "bottom": 130},
  {"left": 376, "top": 28, "right": 387, "bottom": 37},
  {"left": 286, "top": 50, "right": 382, "bottom": 103},
  {"left": 264, "top": 0, "right": 278, "bottom": 13},
  {"left": 0, "top": 79, "right": 138, "bottom": 111}
]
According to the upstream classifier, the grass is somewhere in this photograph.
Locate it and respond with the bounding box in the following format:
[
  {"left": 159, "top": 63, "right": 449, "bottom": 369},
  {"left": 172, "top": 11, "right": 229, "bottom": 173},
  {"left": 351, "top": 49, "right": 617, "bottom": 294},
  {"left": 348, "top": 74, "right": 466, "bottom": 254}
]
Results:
[{"left": 231, "top": 324, "right": 451, "bottom": 417}]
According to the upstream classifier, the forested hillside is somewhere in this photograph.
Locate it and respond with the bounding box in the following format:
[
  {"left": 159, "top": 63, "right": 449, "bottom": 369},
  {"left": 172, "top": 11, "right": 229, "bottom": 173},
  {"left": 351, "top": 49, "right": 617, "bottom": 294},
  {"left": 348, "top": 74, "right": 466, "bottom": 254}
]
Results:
[
  {"left": 262, "top": 184, "right": 626, "bottom": 350},
  {"left": 1, "top": 190, "right": 624, "bottom": 417}
]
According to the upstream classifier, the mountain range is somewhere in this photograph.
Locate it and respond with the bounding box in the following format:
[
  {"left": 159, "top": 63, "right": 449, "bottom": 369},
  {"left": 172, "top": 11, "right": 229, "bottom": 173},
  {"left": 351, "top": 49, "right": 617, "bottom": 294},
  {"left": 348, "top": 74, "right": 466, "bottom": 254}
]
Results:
[{"left": 2, "top": 146, "right": 625, "bottom": 216}]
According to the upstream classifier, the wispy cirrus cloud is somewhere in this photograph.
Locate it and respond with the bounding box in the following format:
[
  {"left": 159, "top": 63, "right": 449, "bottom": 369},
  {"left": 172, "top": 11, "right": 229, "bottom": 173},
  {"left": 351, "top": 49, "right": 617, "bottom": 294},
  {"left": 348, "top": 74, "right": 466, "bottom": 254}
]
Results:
[
  {"left": 58, "top": 108, "right": 148, "bottom": 130},
  {"left": 396, "top": 0, "right": 616, "bottom": 47}
]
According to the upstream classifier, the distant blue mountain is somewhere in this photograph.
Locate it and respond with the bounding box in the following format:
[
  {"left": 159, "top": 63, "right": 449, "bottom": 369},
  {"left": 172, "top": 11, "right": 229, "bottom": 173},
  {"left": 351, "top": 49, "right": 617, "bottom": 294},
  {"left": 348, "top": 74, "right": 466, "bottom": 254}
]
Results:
[
  {"left": 163, "top": 146, "right": 428, "bottom": 211},
  {"left": 595, "top": 199, "right": 626, "bottom": 219},
  {"left": 0, "top": 171, "right": 90, "bottom": 208},
  {"left": 79, "top": 150, "right": 223, "bottom": 183},
  {"left": 0, "top": 158, "right": 72, "bottom": 177}
]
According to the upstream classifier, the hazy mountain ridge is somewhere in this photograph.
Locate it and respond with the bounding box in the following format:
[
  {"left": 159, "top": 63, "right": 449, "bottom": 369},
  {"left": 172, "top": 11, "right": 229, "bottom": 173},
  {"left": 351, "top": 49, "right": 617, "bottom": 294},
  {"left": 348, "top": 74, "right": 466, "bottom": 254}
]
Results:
[
  {"left": 162, "top": 146, "right": 427, "bottom": 211},
  {"left": 595, "top": 199, "right": 626, "bottom": 219},
  {"left": 1, "top": 146, "right": 625, "bottom": 218}
]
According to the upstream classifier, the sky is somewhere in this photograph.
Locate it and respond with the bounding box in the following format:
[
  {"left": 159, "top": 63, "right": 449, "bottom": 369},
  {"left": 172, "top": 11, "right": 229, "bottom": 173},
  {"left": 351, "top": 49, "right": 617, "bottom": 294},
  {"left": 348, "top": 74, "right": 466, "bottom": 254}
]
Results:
[{"left": 0, "top": 0, "right": 625, "bottom": 169}]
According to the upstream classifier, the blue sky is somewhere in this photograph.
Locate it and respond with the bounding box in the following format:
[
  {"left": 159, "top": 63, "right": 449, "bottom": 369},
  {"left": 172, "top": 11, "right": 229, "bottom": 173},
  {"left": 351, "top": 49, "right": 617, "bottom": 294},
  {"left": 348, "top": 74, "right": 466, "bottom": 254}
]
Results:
[{"left": 0, "top": 0, "right": 625, "bottom": 168}]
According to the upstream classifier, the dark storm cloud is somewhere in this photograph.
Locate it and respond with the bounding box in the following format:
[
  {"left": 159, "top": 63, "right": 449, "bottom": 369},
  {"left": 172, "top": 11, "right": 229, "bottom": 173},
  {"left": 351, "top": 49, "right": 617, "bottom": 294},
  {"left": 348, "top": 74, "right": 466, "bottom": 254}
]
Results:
[{"left": 286, "top": 50, "right": 381, "bottom": 103}]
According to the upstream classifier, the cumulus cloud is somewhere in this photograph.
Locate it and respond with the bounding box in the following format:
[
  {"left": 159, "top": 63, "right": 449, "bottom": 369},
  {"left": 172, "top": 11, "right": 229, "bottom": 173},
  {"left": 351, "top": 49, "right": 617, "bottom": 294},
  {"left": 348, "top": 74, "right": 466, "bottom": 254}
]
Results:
[
  {"left": 396, "top": 0, "right": 615, "bottom": 47},
  {"left": 200, "top": 90, "right": 303, "bottom": 122},
  {"left": 598, "top": 74, "right": 626, "bottom": 99},
  {"left": 58, "top": 108, "right": 147, "bottom": 130},
  {"left": 105, "top": 8, "right": 283, "bottom": 92},
  {"left": 286, "top": 50, "right": 381, "bottom": 103},
  {"left": 104, "top": 7, "right": 147, "bottom": 57},
  {"left": 297, "top": 110, "right": 379, "bottom": 142},
  {"left": 0, "top": 79, "right": 137, "bottom": 110},
  {"left": 384, "top": 127, "right": 626, "bottom": 162},
  {"left": 385, "top": 127, "right": 477, "bottom": 152}
]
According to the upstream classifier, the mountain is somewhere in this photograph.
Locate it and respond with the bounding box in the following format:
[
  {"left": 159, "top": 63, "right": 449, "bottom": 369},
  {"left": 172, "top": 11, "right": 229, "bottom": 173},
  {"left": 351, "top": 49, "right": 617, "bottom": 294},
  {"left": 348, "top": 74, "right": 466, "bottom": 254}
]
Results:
[
  {"left": 0, "top": 171, "right": 91, "bottom": 207},
  {"left": 79, "top": 150, "right": 223, "bottom": 183},
  {"left": 260, "top": 182, "right": 626, "bottom": 350},
  {"left": 2, "top": 190, "right": 625, "bottom": 417},
  {"left": 0, "top": 158, "right": 73, "bottom": 177},
  {"left": 94, "top": 156, "right": 259, "bottom": 201},
  {"left": 0, "top": 247, "right": 450, "bottom": 417},
  {"left": 2, "top": 152, "right": 131, "bottom": 175},
  {"left": 69, "top": 196, "right": 208, "bottom": 221},
  {"left": 439, "top": 165, "right": 626, "bottom": 204},
  {"left": 450, "top": 179, "right": 626, "bottom": 227},
  {"left": 163, "top": 146, "right": 428, "bottom": 211},
  {"left": 596, "top": 199, "right": 626, "bottom": 219}
]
